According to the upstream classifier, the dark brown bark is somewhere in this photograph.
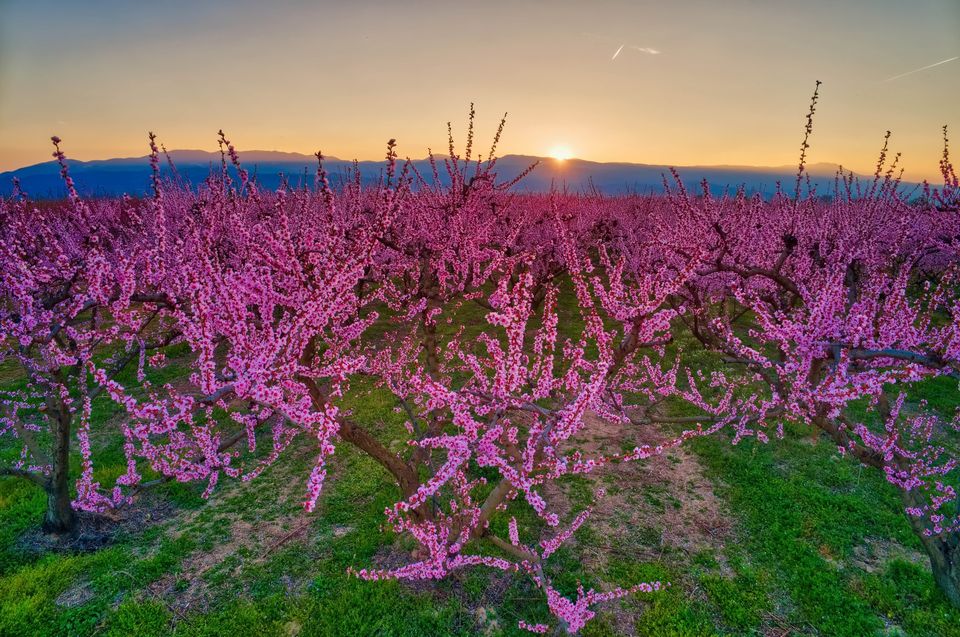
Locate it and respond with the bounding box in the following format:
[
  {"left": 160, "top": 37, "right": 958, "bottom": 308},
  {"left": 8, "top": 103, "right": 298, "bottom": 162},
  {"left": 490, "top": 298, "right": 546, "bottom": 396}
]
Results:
[
  {"left": 422, "top": 320, "right": 440, "bottom": 381},
  {"left": 297, "top": 372, "right": 430, "bottom": 520},
  {"left": 41, "top": 397, "right": 77, "bottom": 534},
  {"left": 336, "top": 417, "right": 421, "bottom": 503},
  {"left": 472, "top": 477, "right": 515, "bottom": 540},
  {"left": 335, "top": 417, "right": 435, "bottom": 521}
]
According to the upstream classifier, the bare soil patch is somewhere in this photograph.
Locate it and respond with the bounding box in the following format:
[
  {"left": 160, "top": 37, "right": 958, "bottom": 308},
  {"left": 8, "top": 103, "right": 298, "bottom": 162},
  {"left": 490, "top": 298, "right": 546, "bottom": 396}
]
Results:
[
  {"left": 142, "top": 443, "right": 324, "bottom": 613},
  {"left": 851, "top": 537, "right": 927, "bottom": 574},
  {"left": 541, "top": 411, "right": 737, "bottom": 634},
  {"left": 146, "top": 513, "right": 311, "bottom": 613},
  {"left": 553, "top": 411, "right": 734, "bottom": 567}
]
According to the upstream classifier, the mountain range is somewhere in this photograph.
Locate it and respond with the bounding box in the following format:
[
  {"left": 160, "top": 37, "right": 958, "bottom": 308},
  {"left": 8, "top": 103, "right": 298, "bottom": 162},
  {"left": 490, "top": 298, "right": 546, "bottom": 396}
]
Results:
[{"left": 0, "top": 150, "right": 906, "bottom": 199}]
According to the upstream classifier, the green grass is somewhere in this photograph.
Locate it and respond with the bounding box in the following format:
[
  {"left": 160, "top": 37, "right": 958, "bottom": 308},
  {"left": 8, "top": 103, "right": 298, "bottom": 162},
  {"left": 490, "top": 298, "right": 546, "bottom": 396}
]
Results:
[{"left": 688, "top": 419, "right": 960, "bottom": 637}]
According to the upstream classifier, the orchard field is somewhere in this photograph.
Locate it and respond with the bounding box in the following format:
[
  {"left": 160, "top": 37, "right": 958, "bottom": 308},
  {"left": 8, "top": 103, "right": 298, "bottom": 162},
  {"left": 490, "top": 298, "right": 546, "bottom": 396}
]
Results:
[
  {"left": 2, "top": 315, "right": 960, "bottom": 637},
  {"left": 2, "top": 109, "right": 960, "bottom": 636}
]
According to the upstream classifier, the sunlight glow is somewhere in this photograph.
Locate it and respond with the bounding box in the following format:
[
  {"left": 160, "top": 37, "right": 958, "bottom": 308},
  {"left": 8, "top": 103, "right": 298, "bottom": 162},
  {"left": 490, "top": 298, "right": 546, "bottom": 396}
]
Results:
[{"left": 549, "top": 145, "right": 574, "bottom": 161}]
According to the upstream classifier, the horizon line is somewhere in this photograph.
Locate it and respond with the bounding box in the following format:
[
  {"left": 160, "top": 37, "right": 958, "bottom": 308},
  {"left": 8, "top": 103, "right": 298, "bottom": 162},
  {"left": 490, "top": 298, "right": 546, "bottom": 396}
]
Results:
[{"left": 0, "top": 147, "right": 869, "bottom": 176}]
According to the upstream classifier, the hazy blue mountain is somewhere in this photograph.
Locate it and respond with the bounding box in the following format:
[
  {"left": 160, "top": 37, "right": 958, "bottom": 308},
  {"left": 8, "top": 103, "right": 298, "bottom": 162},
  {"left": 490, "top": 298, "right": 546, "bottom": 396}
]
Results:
[{"left": 0, "top": 150, "right": 904, "bottom": 199}]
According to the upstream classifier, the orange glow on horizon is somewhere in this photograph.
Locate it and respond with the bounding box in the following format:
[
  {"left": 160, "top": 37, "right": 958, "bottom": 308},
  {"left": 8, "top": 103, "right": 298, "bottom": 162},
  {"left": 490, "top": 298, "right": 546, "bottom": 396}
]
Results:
[{"left": 548, "top": 145, "right": 574, "bottom": 161}]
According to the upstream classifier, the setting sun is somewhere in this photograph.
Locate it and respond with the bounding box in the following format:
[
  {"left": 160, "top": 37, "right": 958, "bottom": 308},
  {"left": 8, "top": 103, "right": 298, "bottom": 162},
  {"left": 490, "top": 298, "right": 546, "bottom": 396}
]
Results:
[{"left": 548, "top": 145, "right": 574, "bottom": 161}]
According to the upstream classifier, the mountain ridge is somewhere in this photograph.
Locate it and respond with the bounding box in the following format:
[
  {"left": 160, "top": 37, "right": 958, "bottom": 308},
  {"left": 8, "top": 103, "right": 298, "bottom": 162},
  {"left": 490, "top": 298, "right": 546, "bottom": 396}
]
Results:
[
  {"left": 0, "top": 150, "right": 908, "bottom": 199},
  {"left": 4, "top": 149, "right": 850, "bottom": 175}
]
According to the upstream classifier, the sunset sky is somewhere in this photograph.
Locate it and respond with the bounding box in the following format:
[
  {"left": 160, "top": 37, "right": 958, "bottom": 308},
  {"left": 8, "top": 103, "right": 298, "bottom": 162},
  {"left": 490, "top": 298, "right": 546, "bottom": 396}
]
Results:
[{"left": 1, "top": 0, "right": 958, "bottom": 180}]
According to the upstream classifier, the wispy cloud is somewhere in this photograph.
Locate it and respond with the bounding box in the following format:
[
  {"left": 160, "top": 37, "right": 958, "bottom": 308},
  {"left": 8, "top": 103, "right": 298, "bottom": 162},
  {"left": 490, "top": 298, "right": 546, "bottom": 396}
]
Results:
[
  {"left": 882, "top": 56, "right": 958, "bottom": 82},
  {"left": 611, "top": 44, "right": 625, "bottom": 60}
]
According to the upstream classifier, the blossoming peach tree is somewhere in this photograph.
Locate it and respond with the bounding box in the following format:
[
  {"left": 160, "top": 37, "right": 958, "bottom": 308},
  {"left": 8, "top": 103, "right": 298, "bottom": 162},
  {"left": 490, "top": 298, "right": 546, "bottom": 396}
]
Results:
[
  {"left": 0, "top": 137, "right": 182, "bottom": 532},
  {"left": 657, "top": 123, "right": 960, "bottom": 605}
]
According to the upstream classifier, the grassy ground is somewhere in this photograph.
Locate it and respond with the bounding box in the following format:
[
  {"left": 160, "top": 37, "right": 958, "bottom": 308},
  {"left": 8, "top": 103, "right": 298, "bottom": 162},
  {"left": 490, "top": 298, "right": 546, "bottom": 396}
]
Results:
[{"left": 2, "top": 310, "right": 960, "bottom": 636}]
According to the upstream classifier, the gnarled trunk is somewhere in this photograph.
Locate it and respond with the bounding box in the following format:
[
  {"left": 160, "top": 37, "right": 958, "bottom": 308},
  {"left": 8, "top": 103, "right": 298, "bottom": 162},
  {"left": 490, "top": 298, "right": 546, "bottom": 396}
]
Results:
[
  {"left": 902, "top": 489, "right": 960, "bottom": 607},
  {"left": 919, "top": 533, "right": 960, "bottom": 608}
]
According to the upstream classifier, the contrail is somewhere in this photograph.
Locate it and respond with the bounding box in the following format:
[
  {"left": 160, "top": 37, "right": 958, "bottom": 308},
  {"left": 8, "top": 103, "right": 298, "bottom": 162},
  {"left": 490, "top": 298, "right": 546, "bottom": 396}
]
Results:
[
  {"left": 612, "top": 44, "right": 660, "bottom": 60},
  {"left": 883, "top": 56, "right": 958, "bottom": 82}
]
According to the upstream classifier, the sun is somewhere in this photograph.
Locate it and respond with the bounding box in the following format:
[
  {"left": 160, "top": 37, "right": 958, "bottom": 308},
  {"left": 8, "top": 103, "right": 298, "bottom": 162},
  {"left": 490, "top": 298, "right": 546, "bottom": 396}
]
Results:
[{"left": 548, "top": 145, "right": 574, "bottom": 161}]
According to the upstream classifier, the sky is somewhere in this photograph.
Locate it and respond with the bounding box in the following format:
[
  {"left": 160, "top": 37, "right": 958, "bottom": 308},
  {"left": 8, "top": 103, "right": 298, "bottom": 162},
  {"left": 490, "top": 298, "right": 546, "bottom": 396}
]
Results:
[{"left": 1, "top": 0, "right": 958, "bottom": 180}]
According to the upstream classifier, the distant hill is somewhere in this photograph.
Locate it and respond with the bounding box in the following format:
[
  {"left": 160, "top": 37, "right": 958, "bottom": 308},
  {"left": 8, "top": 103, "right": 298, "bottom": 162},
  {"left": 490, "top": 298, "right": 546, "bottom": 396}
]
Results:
[{"left": 0, "top": 150, "right": 908, "bottom": 199}]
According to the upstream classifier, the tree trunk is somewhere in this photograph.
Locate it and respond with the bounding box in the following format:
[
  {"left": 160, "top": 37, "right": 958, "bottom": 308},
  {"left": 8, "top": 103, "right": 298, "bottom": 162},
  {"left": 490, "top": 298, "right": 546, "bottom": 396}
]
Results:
[
  {"left": 42, "top": 401, "right": 77, "bottom": 534},
  {"left": 902, "top": 489, "right": 960, "bottom": 607},
  {"left": 297, "top": 373, "right": 431, "bottom": 519},
  {"left": 919, "top": 533, "right": 960, "bottom": 608},
  {"left": 43, "top": 481, "right": 77, "bottom": 534},
  {"left": 421, "top": 309, "right": 440, "bottom": 380}
]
